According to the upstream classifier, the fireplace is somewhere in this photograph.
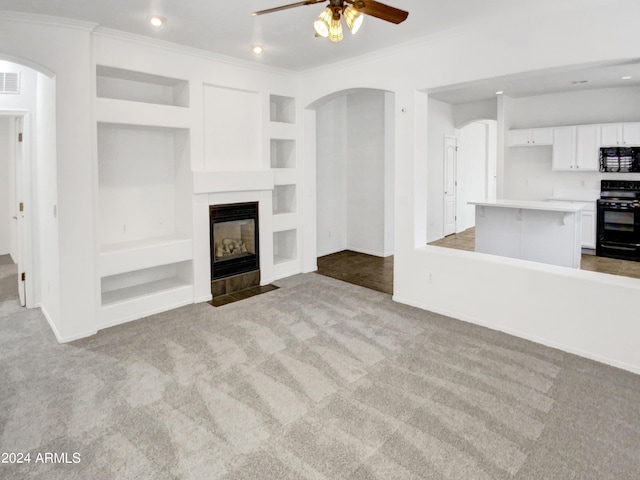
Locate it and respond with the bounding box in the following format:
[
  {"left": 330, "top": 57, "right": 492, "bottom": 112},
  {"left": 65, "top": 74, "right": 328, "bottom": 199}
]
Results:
[{"left": 210, "top": 202, "right": 259, "bottom": 280}]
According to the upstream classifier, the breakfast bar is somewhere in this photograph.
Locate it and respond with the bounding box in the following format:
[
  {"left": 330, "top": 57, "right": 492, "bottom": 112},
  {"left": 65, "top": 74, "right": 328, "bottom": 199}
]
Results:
[{"left": 468, "top": 199, "right": 584, "bottom": 268}]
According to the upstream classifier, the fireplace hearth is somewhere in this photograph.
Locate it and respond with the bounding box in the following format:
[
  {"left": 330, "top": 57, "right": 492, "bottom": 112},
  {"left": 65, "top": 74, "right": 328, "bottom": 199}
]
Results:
[{"left": 210, "top": 202, "right": 259, "bottom": 281}]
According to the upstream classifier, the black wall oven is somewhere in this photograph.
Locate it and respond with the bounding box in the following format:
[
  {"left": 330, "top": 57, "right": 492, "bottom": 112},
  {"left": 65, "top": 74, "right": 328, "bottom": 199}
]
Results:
[{"left": 597, "top": 180, "right": 640, "bottom": 261}]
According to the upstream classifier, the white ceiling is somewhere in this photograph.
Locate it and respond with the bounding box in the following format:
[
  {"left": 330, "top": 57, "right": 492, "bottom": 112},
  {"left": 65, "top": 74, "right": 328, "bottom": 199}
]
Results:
[
  {"left": 1, "top": 0, "right": 636, "bottom": 100},
  {"left": 428, "top": 59, "right": 640, "bottom": 105},
  {"left": 0, "top": 0, "right": 605, "bottom": 71}
]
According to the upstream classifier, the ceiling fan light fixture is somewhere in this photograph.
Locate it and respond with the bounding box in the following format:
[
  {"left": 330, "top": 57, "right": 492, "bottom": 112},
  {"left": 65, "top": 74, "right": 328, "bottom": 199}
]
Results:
[
  {"left": 328, "top": 14, "right": 343, "bottom": 42},
  {"left": 343, "top": 6, "right": 363, "bottom": 34},
  {"left": 313, "top": 7, "right": 332, "bottom": 38}
]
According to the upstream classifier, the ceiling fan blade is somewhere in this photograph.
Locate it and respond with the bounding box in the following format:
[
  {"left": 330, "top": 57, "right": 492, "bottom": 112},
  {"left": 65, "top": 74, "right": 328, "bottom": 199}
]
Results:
[
  {"left": 252, "top": 0, "right": 325, "bottom": 16},
  {"left": 355, "top": 0, "right": 408, "bottom": 24}
]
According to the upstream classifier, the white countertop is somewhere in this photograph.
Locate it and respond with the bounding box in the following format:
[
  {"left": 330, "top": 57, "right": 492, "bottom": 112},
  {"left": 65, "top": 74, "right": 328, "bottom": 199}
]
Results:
[{"left": 468, "top": 198, "right": 584, "bottom": 213}]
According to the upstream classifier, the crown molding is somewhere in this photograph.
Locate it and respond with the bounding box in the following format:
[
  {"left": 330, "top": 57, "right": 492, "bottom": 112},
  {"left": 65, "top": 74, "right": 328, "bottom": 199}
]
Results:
[
  {"left": 93, "top": 27, "right": 298, "bottom": 78},
  {"left": 0, "top": 10, "right": 97, "bottom": 31}
]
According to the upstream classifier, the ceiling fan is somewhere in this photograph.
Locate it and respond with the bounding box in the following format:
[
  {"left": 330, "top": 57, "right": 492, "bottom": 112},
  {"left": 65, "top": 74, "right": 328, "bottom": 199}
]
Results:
[{"left": 252, "top": 0, "right": 409, "bottom": 43}]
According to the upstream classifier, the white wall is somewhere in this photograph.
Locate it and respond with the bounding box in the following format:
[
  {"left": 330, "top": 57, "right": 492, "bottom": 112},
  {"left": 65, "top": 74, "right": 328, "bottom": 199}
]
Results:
[
  {"left": 0, "top": 116, "right": 10, "bottom": 255},
  {"left": 457, "top": 121, "right": 491, "bottom": 230},
  {"left": 300, "top": 0, "right": 640, "bottom": 374},
  {"left": 346, "top": 90, "right": 387, "bottom": 256},
  {"left": 34, "top": 71, "right": 59, "bottom": 321},
  {"left": 203, "top": 85, "right": 261, "bottom": 171},
  {"left": 316, "top": 89, "right": 392, "bottom": 257},
  {"left": 510, "top": 86, "right": 640, "bottom": 128},
  {"left": 453, "top": 99, "right": 497, "bottom": 127},
  {"left": 316, "top": 96, "right": 348, "bottom": 256},
  {"left": 426, "top": 98, "right": 454, "bottom": 242}
]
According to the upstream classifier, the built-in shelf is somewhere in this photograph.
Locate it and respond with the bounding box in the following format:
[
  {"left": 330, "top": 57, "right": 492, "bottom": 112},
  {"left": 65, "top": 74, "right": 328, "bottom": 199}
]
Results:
[
  {"left": 101, "top": 261, "right": 192, "bottom": 306},
  {"left": 96, "top": 109, "right": 194, "bottom": 326},
  {"left": 96, "top": 98, "right": 191, "bottom": 129},
  {"left": 273, "top": 185, "right": 296, "bottom": 215},
  {"left": 270, "top": 139, "right": 296, "bottom": 168},
  {"left": 102, "top": 276, "right": 190, "bottom": 306},
  {"left": 99, "top": 281, "right": 193, "bottom": 328},
  {"left": 99, "top": 235, "right": 193, "bottom": 277},
  {"left": 272, "top": 213, "right": 297, "bottom": 233},
  {"left": 273, "top": 168, "right": 296, "bottom": 186},
  {"left": 270, "top": 95, "right": 295, "bottom": 124},
  {"left": 96, "top": 65, "right": 189, "bottom": 107},
  {"left": 273, "top": 229, "right": 297, "bottom": 265}
]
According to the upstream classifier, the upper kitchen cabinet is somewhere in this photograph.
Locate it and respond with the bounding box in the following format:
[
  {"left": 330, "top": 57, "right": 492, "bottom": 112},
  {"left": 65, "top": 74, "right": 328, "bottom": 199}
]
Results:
[
  {"left": 600, "top": 123, "right": 640, "bottom": 147},
  {"left": 575, "top": 124, "right": 601, "bottom": 170},
  {"left": 552, "top": 125, "right": 599, "bottom": 171},
  {"left": 508, "top": 127, "right": 554, "bottom": 146}
]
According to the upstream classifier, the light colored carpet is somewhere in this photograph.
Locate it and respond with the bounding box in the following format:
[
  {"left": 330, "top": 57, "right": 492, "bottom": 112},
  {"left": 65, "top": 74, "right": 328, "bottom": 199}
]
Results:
[{"left": 1, "top": 260, "right": 639, "bottom": 479}]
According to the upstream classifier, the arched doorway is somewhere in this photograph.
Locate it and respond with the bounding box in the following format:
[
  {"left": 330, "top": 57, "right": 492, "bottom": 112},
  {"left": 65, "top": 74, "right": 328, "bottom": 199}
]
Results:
[
  {"left": 305, "top": 88, "right": 395, "bottom": 294},
  {"left": 0, "top": 57, "right": 57, "bottom": 308}
]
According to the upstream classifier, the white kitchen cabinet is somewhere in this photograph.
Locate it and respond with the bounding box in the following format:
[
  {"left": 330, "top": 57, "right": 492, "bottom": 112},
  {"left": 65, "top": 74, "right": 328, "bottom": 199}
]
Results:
[
  {"left": 508, "top": 127, "right": 554, "bottom": 146},
  {"left": 552, "top": 126, "right": 576, "bottom": 170},
  {"left": 623, "top": 123, "right": 640, "bottom": 145},
  {"left": 575, "top": 124, "right": 600, "bottom": 170},
  {"left": 600, "top": 123, "right": 640, "bottom": 146},
  {"left": 581, "top": 209, "right": 596, "bottom": 249},
  {"left": 552, "top": 125, "right": 599, "bottom": 171}
]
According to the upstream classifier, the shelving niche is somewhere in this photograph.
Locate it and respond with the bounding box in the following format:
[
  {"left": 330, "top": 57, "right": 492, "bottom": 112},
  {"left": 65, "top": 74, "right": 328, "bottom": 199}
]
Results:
[
  {"left": 97, "top": 120, "right": 193, "bottom": 322},
  {"left": 96, "top": 66, "right": 189, "bottom": 107},
  {"left": 273, "top": 185, "right": 296, "bottom": 215},
  {"left": 269, "top": 94, "right": 300, "bottom": 278},
  {"left": 270, "top": 95, "right": 295, "bottom": 124},
  {"left": 274, "top": 230, "right": 297, "bottom": 265},
  {"left": 270, "top": 139, "right": 296, "bottom": 168}
]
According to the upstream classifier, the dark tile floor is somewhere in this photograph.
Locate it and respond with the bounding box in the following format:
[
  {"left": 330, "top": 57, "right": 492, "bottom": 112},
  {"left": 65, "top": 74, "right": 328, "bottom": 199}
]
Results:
[
  {"left": 316, "top": 250, "right": 394, "bottom": 295},
  {"left": 429, "top": 228, "right": 640, "bottom": 280},
  {"left": 210, "top": 284, "right": 279, "bottom": 307}
]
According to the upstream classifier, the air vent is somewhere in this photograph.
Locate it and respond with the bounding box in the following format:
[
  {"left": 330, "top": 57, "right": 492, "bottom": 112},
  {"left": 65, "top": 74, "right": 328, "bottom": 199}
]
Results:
[{"left": 0, "top": 72, "right": 20, "bottom": 94}]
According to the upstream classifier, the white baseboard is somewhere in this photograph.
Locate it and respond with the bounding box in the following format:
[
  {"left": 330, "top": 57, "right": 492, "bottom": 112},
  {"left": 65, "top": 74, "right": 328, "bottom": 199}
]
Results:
[
  {"left": 39, "top": 304, "right": 97, "bottom": 343},
  {"left": 97, "top": 298, "right": 194, "bottom": 332},
  {"left": 392, "top": 294, "right": 640, "bottom": 376},
  {"left": 194, "top": 294, "right": 212, "bottom": 303}
]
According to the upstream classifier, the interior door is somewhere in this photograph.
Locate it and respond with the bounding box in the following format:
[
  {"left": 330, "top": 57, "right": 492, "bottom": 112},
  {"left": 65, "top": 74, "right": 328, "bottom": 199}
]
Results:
[
  {"left": 443, "top": 136, "right": 457, "bottom": 236},
  {"left": 14, "top": 117, "right": 26, "bottom": 306}
]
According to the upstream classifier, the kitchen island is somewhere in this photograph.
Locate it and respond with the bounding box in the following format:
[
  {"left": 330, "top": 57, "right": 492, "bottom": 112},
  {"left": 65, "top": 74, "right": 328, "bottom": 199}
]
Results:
[{"left": 468, "top": 199, "right": 584, "bottom": 268}]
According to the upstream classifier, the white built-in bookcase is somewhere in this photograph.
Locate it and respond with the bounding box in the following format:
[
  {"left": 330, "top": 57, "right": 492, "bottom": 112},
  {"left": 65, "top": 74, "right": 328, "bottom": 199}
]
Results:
[
  {"left": 269, "top": 94, "right": 301, "bottom": 278},
  {"left": 95, "top": 66, "right": 194, "bottom": 328}
]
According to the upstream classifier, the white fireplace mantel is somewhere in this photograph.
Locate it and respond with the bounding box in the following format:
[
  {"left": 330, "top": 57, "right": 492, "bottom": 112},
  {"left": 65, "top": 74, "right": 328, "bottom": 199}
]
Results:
[{"left": 193, "top": 170, "right": 274, "bottom": 194}]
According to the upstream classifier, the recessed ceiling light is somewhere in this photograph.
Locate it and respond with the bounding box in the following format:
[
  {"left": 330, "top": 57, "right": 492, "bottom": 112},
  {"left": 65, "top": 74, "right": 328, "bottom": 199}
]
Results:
[
  {"left": 149, "top": 15, "right": 166, "bottom": 28},
  {"left": 621, "top": 76, "right": 632, "bottom": 80},
  {"left": 495, "top": 91, "right": 504, "bottom": 95},
  {"left": 252, "top": 45, "right": 264, "bottom": 55}
]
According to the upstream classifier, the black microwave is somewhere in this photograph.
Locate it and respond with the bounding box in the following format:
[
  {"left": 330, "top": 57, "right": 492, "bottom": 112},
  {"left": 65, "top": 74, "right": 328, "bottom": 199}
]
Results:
[{"left": 599, "top": 147, "right": 640, "bottom": 172}]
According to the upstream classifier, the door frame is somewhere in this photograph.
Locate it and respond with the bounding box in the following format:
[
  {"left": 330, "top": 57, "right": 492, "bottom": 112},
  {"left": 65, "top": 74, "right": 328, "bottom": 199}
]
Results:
[
  {"left": 1, "top": 110, "right": 33, "bottom": 307},
  {"left": 443, "top": 135, "right": 458, "bottom": 237}
]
